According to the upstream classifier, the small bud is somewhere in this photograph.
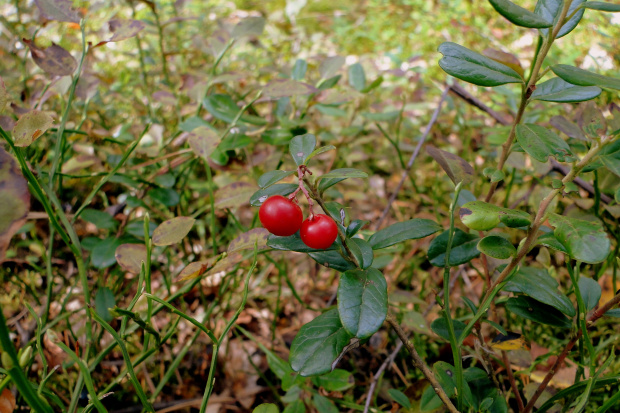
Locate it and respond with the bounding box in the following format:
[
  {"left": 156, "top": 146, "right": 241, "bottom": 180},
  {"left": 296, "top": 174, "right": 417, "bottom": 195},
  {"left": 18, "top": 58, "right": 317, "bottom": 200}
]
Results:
[{"left": 19, "top": 346, "right": 33, "bottom": 368}]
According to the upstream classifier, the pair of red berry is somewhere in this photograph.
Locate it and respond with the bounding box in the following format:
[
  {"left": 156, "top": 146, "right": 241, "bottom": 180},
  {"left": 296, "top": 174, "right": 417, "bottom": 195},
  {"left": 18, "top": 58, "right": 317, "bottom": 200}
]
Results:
[{"left": 259, "top": 195, "right": 338, "bottom": 249}]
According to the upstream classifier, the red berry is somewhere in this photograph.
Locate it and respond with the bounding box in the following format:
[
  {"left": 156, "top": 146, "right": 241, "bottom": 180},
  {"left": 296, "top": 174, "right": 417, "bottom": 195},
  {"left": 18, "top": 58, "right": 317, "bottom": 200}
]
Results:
[
  {"left": 259, "top": 195, "right": 303, "bottom": 236},
  {"left": 300, "top": 214, "right": 338, "bottom": 249}
]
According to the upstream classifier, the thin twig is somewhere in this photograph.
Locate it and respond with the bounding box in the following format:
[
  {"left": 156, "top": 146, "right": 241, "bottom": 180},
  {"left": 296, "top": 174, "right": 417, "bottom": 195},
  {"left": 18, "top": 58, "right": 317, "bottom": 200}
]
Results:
[
  {"left": 502, "top": 351, "right": 524, "bottom": 411},
  {"left": 363, "top": 341, "right": 404, "bottom": 413},
  {"left": 375, "top": 85, "right": 450, "bottom": 230},
  {"left": 385, "top": 314, "right": 459, "bottom": 413}
]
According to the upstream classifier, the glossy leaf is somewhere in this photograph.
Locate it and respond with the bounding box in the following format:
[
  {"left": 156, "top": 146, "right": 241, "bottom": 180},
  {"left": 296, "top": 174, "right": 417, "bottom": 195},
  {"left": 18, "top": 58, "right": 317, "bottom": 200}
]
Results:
[
  {"left": 585, "top": 1, "right": 620, "bottom": 11},
  {"left": 515, "top": 124, "right": 574, "bottom": 162},
  {"left": 488, "top": 0, "right": 552, "bottom": 28},
  {"left": 12, "top": 110, "right": 54, "bottom": 147},
  {"left": 258, "top": 170, "right": 295, "bottom": 188},
  {"left": 267, "top": 232, "right": 338, "bottom": 253},
  {"left": 477, "top": 235, "right": 516, "bottom": 259},
  {"left": 535, "top": 0, "right": 585, "bottom": 38},
  {"left": 347, "top": 238, "right": 373, "bottom": 269},
  {"left": 214, "top": 182, "right": 257, "bottom": 209},
  {"left": 338, "top": 268, "right": 387, "bottom": 339},
  {"left": 426, "top": 145, "right": 475, "bottom": 185},
  {"left": 548, "top": 213, "right": 610, "bottom": 264},
  {"left": 438, "top": 42, "right": 523, "bottom": 87},
  {"left": 577, "top": 277, "right": 602, "bottom": 311},
  {"left": 188, "top": 126, "right": 221, "bottom": 160},
  {"left": 250, "top": 183, "right": 298, "bottom": 206},
  {"left": 506, "top": 296, "right": 572, "bottom": 328},
  {"left": 317, "top": 168, "right": 368, "bottom": 180},
  {"left": 263, "top": 79, "right": 317, "bottom": 98},
  {"left": 309, "top": 250, "right": 356, "bottom": 272},
  {"left": 531, "top": 77, "right": 601, "bottom": 102},
  {"left": 459, "top": 201, "right": 531, "bottom": 231},
  {"left": 34, "top": 0, "right": 79, "bottom": 23},
  {"left": 552, "top": 64, "right": 620, "bottom": 91},
  {"left": 305, "top": 145, "right": 336, "bottom": 163},
  {"left": 427, "top": 228, "right": 480, "bottom": 267},
  {"left": 114, "top": 244, "right": 147, "bottom": 274},
  {"left": 504, "top": 266, "right": 575, "bottom": 316},
  {"left": 369, "top": 219, "right": 442, "bottom": 249},
  {"left": 23, "top": 39, "right": 77, "bottom": 77},
  {"left": 289, "top": 309, "right": 354, "bottom": 376},
  {"left": 0, "top": 147, "right": 30, "bottom": 260},
  {"left": 152, "top": 217, "right": 195, "bottom": 246},
  {"left": 536, "top": 231, "right": 568, "bottom": 253},
  {"left": 289, "top": 134, "right": 316, "bottom": 166}
]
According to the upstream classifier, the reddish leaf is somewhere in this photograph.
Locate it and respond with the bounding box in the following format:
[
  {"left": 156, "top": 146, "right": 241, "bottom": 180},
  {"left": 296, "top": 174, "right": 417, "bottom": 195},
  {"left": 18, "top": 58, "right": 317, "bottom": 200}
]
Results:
[
  {"left": 0, "top": 147, "right": 30, "bottom": 261},
  {"left": 0, "top": 388, "right": 16, "bottom": 413},
  {"left": 23, "top": 39, "right": 77, "bottom": 77},
  {"left": 12, "top": 110, "right": 54, "bottom": 147},
  {"left": 108, "top": 19, "right": 145, "bottom": 42}
]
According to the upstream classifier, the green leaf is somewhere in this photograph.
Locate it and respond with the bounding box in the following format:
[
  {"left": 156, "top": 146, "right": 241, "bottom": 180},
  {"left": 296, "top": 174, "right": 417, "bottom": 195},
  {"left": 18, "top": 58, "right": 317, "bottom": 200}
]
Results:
[
  {"left": 312, "top": 394, "right": 337, "bottom": 413},
  {"left": 317, "top": 75, "right": 341, "bottom": 90},
  {"left": 338, "top": 268, "right": 388, "bottom": 339},
  {"left": 597, "top": 139, "right": 620, "bottom": 177},
  {"left": 488, "top": 0, "right": 553, "bottom": 28},
  {"left": 428, "top": 229, "right": 480, "bottom": 267},
  {"left": 548, "top": 213, "right": 610, "bottom": 264},
  {"left": 604, "top": 309, "right": 620, "bottom": 317},
  {"left": 515, "top": 124, "right": 575, "bottom": 163},
  {"left": 252, "top": 404, "right": 278, "bottom": 413},
  {"left": 477, "top": 235, "right": 516, "bottom": 259},
  {"left": 585, "top": 1, "right": 620, "bottom": 12},
  {"left": 290, "top": 309, "right": 354, "bottom": 376},
  {"left": 536, "top": 231, "right": 568, "bottom": 253},
  {"left": 95, "top": 287, "right": 116, "bottom": 322},
  {"left": 388, "top": 388, "right": 412, "bottom": 409},
  {"left": 550, "top": 115, "right": 586, "bottom": 141},
  {"left": 369, "top": 219, "right": 442, "bottom": 249},
  {"left": 292, "top": 59, "right": 308, "bottom": 81},
  {"left": 459, "top": 201, "right": 532, "bottom": 231},
  {"left": 421, "top": 385, "right": 443, "bottom": 411},
  {"left": 426, "top": 145, "right": 475, "bottom": 185},
  {"left": 152, "top": 217, "right": 195, "bottom": 246},
  {"left": 438, "top": 42, "right": 523, "bottom": 87},
  {"left": 283, "top": 400, "right": 305, "bottom": 413},
  {"left": 531, "top": 77, "right": 601, "bottom": 102},
  {"left": 81, "top": 209, "right": 118, "bottom": 230},
  {"left": 361, "top": 110, "right": 400, "bottom": 121},
  {"left": 504, "top": 266, "right": 576, "bottom": 316},
  {"left": 552, "top": 64, "right": 620, "bottom": 91},
  {"left": 318, "top": 177, "right": 347, "bottom": 192},
  {"left": 348, "top": 63, "right": 366, "bottom": 91},
  {"left": 12, "top": 110, "right": 54, "bottom": 147},
  {"left": 148, "top": 188, "right": 180, "bottom": 207},
  {"left": 214, "top": 182, "right": 257, "bottom": 209},
  {"left": 347, "top": 238, "right": 374, "bottom": 269},
  {"left": 305, "top": 145, "right": 336, "bottom": 163},
  {"left": 317, "top": 168, "right": 368, "bottom": 180},
  {"left": 346, "top": 220, "right": 368, "bottom": 237},
  {"left": 577, "top": 277, "right": 602, "bottom": 311},
  {"left": 268, "top": 232, "right": 338, "bottom": 253},
  {"left": 91, "top": 237, "right": 123, "bottom": 269},
  {"left": 535, "top": 0, "right": 586, "bottom": 38},
  {"left": 432, "top": 361, "right": 475, "bottom": 406},
  {"left": 203, "top": 94, "right": 266, "bottom": 125},
  {"left": 289, "top": 134, "right": 316, "bottom": 166},
  {"left": 320, "top": 56, "right": 346, "bottom": 79},
  {"left": 258, "top": 170, "right": 295, "bottom": 188},
  {"left": 505, "top": 296, "right": 572, "bottom": 328},
  {"left": 581, "top": 102, "right": 607, "bottom": 139},
  {"left": 311, "top": 369, "right": 354, "bottom": 391},
  {"left": 430, "top": 316, "right": 467, "bottom": 341},
  {"left": 250, "top": 183, "right": 298, "bottom": 207},
  {"left": 308, "top": 250, "right": 356, "bottom": 272}
]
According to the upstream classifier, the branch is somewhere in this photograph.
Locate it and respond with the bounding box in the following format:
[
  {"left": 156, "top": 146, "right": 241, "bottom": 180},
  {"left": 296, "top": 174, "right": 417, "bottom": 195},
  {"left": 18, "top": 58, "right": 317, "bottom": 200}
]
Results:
[
  {"left": 363, "top": 341, "right": 404, "bottom": 413},
  {"left": 375, "top": 85, "right": 450, "bottom": 230}
]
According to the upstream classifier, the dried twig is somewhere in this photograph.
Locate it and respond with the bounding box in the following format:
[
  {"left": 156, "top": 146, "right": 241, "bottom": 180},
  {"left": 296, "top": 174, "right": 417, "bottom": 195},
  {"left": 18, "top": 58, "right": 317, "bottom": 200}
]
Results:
[
  {"left": 363, "top": 341, "right": 404, "bottom": 413},
  {"left": 375, "top": 86, "right": 451, "bottom": 230},
  {"left": 502, "top": 351, "right": 524, "bottom": 411}
]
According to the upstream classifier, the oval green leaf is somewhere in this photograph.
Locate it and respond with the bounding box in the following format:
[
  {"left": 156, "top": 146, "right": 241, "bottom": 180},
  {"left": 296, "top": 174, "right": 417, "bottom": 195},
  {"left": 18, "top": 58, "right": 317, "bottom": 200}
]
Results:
[
  {"left": 459, "top": 201, "right": 531, "bottom": 231},
  {"left": 532, "top": 77, "right": 601, "bottom": 102},
  {"left": 552, "top": 64, "right": 620, "bottom": 91},
  {"left": 152, "top": 216, "right": 195, "bottom": 246},
  {"left": 488, "top": 0, "right": 552, "bottom": 28},
  {"left": 250, "top": 183, "right": 298, "bottom": 206},
  {"left": 535, "top": 0, "right": 586, "bottom": 38},
  {"left": 369, "top": 218, "right": 442, "bottom": 250},
  {"left": 426, "top": 145, "right": 475, "bottom": 185},
  {"left": 548, "top": 213, "right": 610, "bottom": 264},
  {"left": 337, "top": 268, "right": 387, "bottom": 339},
  {"left": 289, "top": 134, "right": 316, "bottom": 166},
  {"left": 505, "top": 296, "right": 572, "bottom": 328},
  {"left": 12, "top": 110, "right": 54, "bottom": 147},
  {"left": 289, "top": 309, "right": 354, "bottom": 376},
  {"left": 578, "top": 277, "right": 601, "bottom": 311},
  {"left": 477, "top": 235, "right": 516, "bottom": 259},
  {"left": 428, "top": 228, "right": 480, "bottom": 267},
  {"left": 515, "top": 124, "right": 575, "bottom": 163},
  {"left": 438, "top": 42, "right": 523, "bottom": 87}
]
